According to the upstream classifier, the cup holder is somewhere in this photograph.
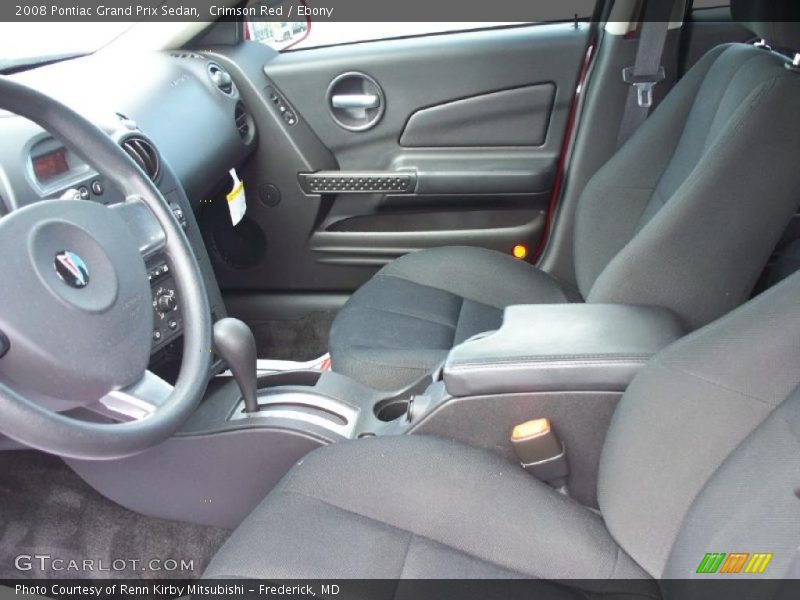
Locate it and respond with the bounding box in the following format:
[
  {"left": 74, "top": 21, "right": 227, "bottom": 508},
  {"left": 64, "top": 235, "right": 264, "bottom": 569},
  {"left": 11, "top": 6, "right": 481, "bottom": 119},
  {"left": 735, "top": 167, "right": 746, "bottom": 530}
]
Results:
[{"left": 374, "top": 398, "right": 410, "bottom": 422}]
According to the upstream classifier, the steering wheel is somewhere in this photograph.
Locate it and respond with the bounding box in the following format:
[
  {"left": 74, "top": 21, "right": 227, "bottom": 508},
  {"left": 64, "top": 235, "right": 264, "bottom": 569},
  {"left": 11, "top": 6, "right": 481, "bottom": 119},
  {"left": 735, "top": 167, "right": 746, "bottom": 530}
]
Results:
[{"left": 0, "top": 77, "right": 213, "bottom": 459}]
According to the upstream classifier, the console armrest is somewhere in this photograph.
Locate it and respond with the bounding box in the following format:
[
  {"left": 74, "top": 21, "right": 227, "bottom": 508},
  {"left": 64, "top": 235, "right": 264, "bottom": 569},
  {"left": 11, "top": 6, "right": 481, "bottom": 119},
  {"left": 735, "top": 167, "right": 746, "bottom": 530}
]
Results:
[{"left": 443, "top": 304, "right": 685, "bottom": 397}]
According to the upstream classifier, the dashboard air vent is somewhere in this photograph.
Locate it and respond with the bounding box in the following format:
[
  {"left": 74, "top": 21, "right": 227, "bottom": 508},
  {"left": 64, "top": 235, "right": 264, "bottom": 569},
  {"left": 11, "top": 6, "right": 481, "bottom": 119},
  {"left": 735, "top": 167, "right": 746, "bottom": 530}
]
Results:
[
  {"left": 207, "top": 63, "right": 235, "bottom": 95},
  {"left": 171, "top": 51, "right": 203, "bottom": 59},
  {"left": 122, "top": 136, "right": 160, "bottom": 181},
  {"left": 234, "top": 102, "right": 250, "bottom": 140}
]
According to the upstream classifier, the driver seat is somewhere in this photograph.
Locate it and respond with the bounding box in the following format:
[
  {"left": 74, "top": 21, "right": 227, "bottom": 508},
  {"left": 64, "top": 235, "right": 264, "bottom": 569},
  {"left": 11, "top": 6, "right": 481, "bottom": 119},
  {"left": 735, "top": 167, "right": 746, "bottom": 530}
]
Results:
[
  {"left": 204, "top": 258, "right": 800, "bottom": 584},
  {"left": 329, "top": 1, "right": 800, "bottom": 390}
]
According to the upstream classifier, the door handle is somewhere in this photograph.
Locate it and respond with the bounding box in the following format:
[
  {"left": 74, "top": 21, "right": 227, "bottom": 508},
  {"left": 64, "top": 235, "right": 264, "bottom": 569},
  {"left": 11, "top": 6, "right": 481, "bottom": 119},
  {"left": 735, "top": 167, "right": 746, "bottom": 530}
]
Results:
[
  {"left": 331, "top": 94, "right": 380, "bottom": 109},
  {"left": 327, "top": 72, "right": 385, "bottom": 131}
]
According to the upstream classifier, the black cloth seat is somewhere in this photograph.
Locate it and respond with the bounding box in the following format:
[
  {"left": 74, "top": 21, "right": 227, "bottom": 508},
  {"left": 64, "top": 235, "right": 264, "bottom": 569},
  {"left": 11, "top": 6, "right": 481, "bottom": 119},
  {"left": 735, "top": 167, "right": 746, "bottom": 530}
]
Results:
[
  {"left": 204, "top": 434, "right": 652, "bottom": 588},
  {"left": 330, "top": 8, "right": 800, "bottom": 390},
  {"left": 329, "top": 246, "right": 573, "bottom": 390},
  {"left": 206, "top": 236, "right": 800, "bottom": 589}
]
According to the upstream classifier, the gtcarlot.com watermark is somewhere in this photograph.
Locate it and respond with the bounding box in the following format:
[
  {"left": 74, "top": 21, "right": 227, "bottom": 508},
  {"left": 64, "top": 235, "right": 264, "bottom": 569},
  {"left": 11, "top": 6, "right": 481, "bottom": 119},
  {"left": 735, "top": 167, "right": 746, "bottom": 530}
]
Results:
[{"left": 14, "top": 553, "right": 194, "bottom": 573}]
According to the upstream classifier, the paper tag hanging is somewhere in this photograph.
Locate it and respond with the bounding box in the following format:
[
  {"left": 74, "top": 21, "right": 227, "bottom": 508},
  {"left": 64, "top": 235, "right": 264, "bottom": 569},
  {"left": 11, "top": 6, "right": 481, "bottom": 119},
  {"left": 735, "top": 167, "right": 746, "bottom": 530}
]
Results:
[{"left": 226, "top": 168, "right": 246, "bottom": 226}]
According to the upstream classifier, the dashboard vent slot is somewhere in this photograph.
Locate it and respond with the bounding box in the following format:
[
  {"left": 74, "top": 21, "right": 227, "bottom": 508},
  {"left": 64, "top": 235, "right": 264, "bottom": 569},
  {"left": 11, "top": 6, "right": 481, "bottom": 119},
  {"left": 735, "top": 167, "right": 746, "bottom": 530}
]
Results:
[
  {"left": 170, "top": 51, "right": 203, "bottom": 59},
  {"left": 207, "top": 63, "right": 235, "bottom": 95},
  {"left": 234, "top": 102, "right": 250, "bottom": 139},
  {"left": 122, "top": 136, "right": 160, "bottom": 181}
]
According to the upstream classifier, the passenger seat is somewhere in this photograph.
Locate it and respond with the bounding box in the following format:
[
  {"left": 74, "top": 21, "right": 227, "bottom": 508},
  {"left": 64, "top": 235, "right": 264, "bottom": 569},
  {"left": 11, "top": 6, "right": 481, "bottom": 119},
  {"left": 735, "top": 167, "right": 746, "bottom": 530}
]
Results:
[{"left": 329, "top": 2, "right": 800, "bottom": 390}]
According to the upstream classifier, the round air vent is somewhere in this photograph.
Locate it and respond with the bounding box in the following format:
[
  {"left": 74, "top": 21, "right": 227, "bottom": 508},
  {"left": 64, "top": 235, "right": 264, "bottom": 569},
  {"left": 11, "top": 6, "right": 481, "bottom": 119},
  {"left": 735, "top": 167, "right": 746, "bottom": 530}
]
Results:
[
  {"left": 207, "top": 62, "right": 235, "bottom": 96},
  {"left": 121, "top": 136, "right": 160, "bottom": 182}
]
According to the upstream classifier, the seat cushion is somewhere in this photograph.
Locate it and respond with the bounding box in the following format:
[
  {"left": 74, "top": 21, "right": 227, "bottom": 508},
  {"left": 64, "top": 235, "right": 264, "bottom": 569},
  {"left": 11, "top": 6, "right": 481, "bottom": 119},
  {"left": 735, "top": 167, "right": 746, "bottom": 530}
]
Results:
[
  {"left": 204, "top": 435, "right": 652, "bottom": 590},
  {"left": 329, "top": 246, "right": 571, "bottom": 389}
]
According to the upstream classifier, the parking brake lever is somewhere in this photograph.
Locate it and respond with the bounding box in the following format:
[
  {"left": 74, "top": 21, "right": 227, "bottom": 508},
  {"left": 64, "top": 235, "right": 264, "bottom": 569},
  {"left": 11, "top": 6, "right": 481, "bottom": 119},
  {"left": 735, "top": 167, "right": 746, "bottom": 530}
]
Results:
[{"left": 213, "top": 318, "right": 259, "bottom": 413}]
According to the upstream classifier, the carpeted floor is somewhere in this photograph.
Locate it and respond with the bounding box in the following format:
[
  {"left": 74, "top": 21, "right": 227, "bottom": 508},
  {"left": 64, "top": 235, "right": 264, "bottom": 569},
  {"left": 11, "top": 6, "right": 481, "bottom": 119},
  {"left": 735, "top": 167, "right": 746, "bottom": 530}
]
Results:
[
  {"left": 250, "top": 310, "right": 336, "bottom": 361},
  {"left": 0, "top": 451, "right": 230, "bottom": 579}
]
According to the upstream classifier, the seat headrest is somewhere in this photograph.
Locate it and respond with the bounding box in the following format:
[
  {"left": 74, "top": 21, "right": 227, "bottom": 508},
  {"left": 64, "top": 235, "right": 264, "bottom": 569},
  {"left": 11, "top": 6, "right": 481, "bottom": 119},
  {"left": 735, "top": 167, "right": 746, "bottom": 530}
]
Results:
[{"left": 732, "top": 0, "right": 800, "bottom": 51}]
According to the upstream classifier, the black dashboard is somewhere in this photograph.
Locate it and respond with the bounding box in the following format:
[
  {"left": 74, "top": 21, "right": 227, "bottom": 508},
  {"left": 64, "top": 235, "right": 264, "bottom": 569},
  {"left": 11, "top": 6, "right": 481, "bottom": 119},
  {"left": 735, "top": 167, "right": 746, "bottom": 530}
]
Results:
[{"left": 0, "top": 50, "right": 258, "bottom": 375}]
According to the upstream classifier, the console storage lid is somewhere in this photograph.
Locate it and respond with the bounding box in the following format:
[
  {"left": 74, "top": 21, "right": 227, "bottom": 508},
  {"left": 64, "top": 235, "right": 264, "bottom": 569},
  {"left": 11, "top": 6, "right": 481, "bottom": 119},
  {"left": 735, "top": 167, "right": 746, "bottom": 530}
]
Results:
[{"left": 443, "top": 304, "right": 685, "bottom": 397}]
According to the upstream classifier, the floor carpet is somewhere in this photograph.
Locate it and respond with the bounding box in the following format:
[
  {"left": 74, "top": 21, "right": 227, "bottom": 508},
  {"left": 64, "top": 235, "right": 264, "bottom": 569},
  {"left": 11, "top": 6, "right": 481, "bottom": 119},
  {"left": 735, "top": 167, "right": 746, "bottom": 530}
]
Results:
[
  {"left": 250, "top": 310, "right": 336, "bottom": 361},
  {"left": 0, "top": 450, "right": 230, "bottom": 579}
]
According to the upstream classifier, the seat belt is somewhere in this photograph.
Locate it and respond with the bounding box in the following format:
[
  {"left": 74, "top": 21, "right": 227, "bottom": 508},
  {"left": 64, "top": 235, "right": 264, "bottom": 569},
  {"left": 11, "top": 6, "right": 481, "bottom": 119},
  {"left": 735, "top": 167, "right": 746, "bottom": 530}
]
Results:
[{"left": 616, "top": 0, "right": 675, "bottom": 148}]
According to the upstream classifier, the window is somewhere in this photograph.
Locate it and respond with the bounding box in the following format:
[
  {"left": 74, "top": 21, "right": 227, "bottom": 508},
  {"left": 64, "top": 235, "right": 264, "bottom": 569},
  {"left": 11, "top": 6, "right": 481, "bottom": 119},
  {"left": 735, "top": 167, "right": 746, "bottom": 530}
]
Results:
[
  {"left": 246, "top": 20, "right": 310, "bottom": 51},
  {"left": 244, "top": 0, "right": 596, "bottom": 51},
  {"left": 0, "top": 22, "right": 134, "bottom": 71},
  {"left": 248, "top": 21, "right": 539, "bottom": 52}
]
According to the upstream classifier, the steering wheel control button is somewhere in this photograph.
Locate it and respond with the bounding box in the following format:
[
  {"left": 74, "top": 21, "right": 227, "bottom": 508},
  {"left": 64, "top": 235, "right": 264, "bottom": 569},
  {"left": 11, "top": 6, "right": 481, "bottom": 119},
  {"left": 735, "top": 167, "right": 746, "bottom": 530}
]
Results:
[
  {"left": 168, "top": 319, "right": 178, "bottom": 330},
  {"left": 78, "top": 186, "right": 90, "bottom": 200},
  {"left": 169, "top": 203, "right": 187, "bottom": 229},
  {"left": 54, "top": 250, "right": 90, "bottom": 289},
  {"left": 148, "top": 262, "right": 171, "bottom": 281},
  {"left": 91, "top": 180, "right": 104, "bottom": 195},
  {"left": 156, "top": 291, "right": 177, "bottom": 313},
  {"left": 153, "top": 330, "right": 162, "bottom": 342}
]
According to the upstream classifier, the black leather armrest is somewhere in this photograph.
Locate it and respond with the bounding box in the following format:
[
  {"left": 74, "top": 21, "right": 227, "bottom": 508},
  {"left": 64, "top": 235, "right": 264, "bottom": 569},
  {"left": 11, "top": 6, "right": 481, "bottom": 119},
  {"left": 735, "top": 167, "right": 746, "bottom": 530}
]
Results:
[{"left": 443, "top": 304, "right": 685, "bottom": 397}]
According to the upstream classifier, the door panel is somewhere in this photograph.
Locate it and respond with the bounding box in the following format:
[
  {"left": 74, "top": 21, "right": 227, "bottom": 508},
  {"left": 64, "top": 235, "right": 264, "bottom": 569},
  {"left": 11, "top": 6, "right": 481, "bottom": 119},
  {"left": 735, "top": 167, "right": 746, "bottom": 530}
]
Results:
[
  {"left": 265, "top": 23, "right": 587, "bottom": 163},
  {"left": 399, "top": 84, "right": 555, "bottom": 147},
  {"left": 206, "top": 23, "right": 590, "bottom": 293}
]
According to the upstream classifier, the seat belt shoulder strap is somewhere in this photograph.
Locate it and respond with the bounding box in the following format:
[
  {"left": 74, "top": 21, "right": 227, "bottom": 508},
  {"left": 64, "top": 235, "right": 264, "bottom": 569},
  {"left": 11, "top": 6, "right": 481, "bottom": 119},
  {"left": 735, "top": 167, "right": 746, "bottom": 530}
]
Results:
[{"left": 616, "top": 0, "right": 675, "bottom": 147}]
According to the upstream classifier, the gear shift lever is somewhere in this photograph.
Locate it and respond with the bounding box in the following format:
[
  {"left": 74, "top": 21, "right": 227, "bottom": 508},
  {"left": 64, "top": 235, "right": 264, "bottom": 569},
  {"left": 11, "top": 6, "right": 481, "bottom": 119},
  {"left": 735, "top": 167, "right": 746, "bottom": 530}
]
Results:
[{"left": 213, "top": 318, "right": 259, "bottom": 413}]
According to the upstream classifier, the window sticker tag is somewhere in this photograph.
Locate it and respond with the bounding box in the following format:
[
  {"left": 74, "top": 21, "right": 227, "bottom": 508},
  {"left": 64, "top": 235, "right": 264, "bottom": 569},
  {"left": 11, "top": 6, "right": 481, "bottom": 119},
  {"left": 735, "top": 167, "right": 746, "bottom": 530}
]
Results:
[{"left": 226, "top": 168, "right": 246, "bottom": 226}]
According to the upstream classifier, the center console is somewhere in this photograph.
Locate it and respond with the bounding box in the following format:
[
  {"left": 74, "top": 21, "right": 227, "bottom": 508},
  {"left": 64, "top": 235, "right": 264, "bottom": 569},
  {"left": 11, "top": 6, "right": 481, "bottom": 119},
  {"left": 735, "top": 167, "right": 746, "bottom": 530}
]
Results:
[
  {"left": 441, "top": 304, "right": 685, "bottom": 397},
  {"left": 69, "top": 303, "right": 685, "bottom": 529}
]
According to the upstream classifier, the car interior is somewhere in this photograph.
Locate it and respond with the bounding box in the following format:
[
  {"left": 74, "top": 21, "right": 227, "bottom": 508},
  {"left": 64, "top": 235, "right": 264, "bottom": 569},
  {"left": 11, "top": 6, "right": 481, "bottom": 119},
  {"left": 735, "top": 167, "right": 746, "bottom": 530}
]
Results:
[{"left": 1, "top": 0, "right": 800, "bottom": 591}]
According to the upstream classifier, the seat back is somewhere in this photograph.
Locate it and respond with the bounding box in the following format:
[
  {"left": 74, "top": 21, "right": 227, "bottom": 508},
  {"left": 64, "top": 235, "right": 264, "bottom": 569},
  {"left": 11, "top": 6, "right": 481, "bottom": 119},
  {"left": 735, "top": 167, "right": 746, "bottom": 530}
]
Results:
[
  {"left": 574, "top": 22, "right": 800, "bottom": 329},
  {"left": 597, "top": 253, "right": 800, "bottom": 578}
]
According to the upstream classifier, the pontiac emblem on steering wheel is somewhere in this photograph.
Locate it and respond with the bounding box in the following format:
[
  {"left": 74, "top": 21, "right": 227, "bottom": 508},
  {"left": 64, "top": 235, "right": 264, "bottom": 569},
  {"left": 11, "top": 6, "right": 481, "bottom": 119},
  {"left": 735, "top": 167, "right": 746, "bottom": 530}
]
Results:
[{"left": 54, "top": 250, "right": 90, "bottom": 289}]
